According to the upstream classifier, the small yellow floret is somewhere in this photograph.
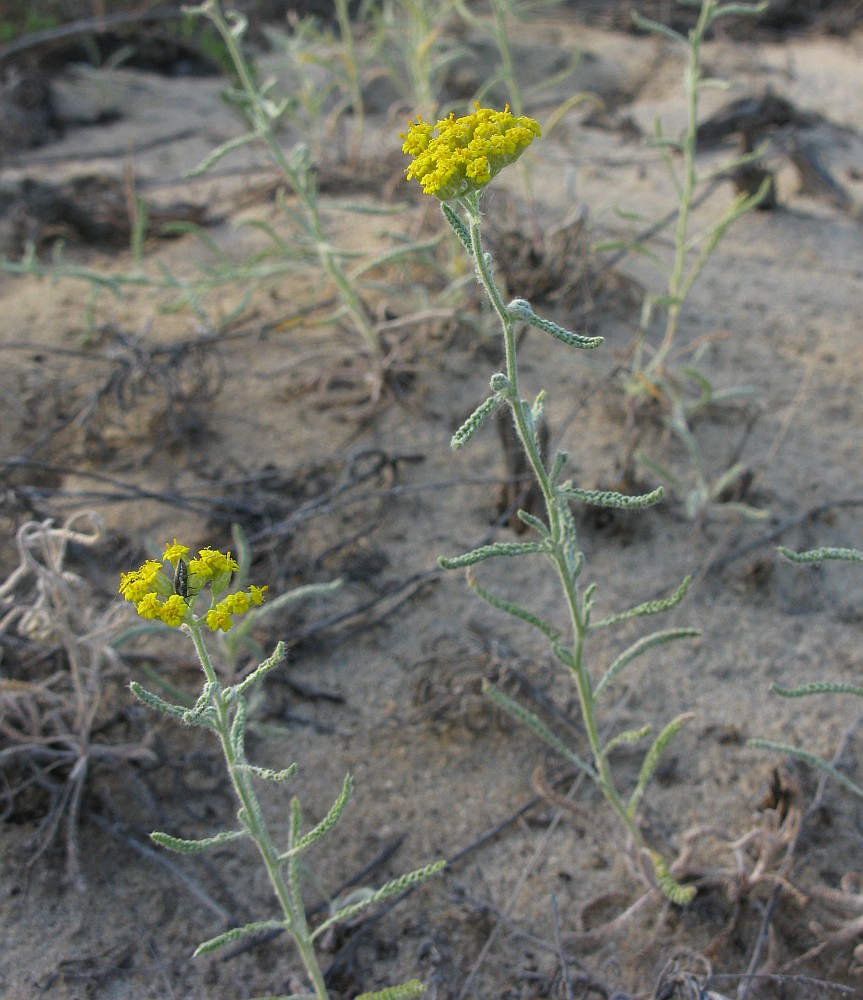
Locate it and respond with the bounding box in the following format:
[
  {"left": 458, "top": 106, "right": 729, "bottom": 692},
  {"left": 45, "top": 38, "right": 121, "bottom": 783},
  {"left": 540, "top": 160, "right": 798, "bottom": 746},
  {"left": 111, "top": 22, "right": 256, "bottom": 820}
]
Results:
[
  {"left": 401, "top": 104, "right": 541, "bottom": 200},
  {"left": 163, "top": 539, "right": 190, "bottom": 564},
  {"left": 190, "top": 547, "right": 240, "bottom": 580},
  {"left": 119, "top": 570, "right": 149, "bottom": 603},
  {"left": 135, "top": 592, "right": 163, "bottom": 620},
  {"left": 119, "top": 559, "right": 164, "bottom": 602},
  {"left": 249, "top": 584, "right": 268, "bottom": 606},
  {"left": 223, "top": 591, "right": 250, "bottom": 614},
  {"left": 137, "top": 559, "right": 164, "bottom": 585},
  {"left": 159, "top": 594, "right": 189, "bottom": 627},
  {"left": 206, "top": 604, "right": 233, "bottom": 632}
]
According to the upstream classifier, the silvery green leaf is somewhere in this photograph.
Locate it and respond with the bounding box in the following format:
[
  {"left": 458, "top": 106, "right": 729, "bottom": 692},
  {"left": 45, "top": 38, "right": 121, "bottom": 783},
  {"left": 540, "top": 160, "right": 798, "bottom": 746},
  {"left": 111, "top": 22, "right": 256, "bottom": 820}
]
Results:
[
  {"left": 628, "top": 713, "right": 694, "bottom": 819},
  {"left": 234, "top": 762, "right": 298, "bottom": 781},
  {"left": 484, "top": 682, "right": 598, "bottom": 781},
  {"left": 451, "top": 394, "right": 505, "bottom": 450},
  {"left": 467, "top": 572, "right": 559, "bottom": 643},
  {"left": 749, "top": 740, "right": 863, "bottom": 800},
  {"left": 591, "top": 577, "right": 691, "bottom": 630},
  {"left": 516, "top": 510, "right": 550, "bottom": 537},
  {"left": 631, "top": 10, "right": 686, "bottom": 42},
  {"left": 778, "top": 546, "right": 863, "bottom": 565},
  {"left": 439, "top": 540, "right": 549, "bottom": 569},
  {"left": 441, "top": 202, "right": 473, "bottom": 254},
  {"left": 559, "top": 485, "right": 664, "bottom": 509},
  {"left": 354, "top": 981, "right": 428, "bottom": 1000},
  {"left": 311, "top": 861, "right": 446, "bottom": 940},
  {"left": 279, "top": 774, "right": 352, "bottom": 860},
  {"left": 151, "top": 828, "right": 249, "bottom": 853},
  {"left": 648, "top": 848, "right": 696, "bottom": 905},
  {"left": 507, "top": 299, "right": 603, "bottom": 349},
  {"left": 129, "top": 681, "right": 186, "bottom": 720},
  {"left": 771, "top": 680, "right": 863, "bottom": 699},
  {"left": 193, "top": 920, "right": 286, "bottom": 956},
  {"left": 594, "top": 628, "right": 700, "bottom": 700}
]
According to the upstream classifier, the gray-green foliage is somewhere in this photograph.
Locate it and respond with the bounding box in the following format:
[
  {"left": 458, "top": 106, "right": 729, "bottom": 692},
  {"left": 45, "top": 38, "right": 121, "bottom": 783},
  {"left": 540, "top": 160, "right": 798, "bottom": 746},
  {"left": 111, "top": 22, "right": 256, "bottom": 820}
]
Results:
[
  {"left": 625, "top": 0, "right": 771, "bottom": 396},
  {"left": 636, "top": 404, "right": 767, "bottom": 524},
  {"left": 603, "top": 0, "right": 773, "bottom": 521},
  {"left": 750, "top": 546, "right": 863, "bottom": 800},
  {"left": 132, "top": 592, "right": 441, "bottom": 1000},
  {"left": 370, "top": 0, "right": 467, "bottom": 119},
  {"left": 1, "top": 0, "right": 429, "bottom": 364},
  {"left": 440, "top": 187, "right": 699, "bottom": 902},
  {"left": 187, "top": 1, "right": 381, "bottom": 358},
  {"left": 452, "top": 0, "right": 586, "bottom": 124}
]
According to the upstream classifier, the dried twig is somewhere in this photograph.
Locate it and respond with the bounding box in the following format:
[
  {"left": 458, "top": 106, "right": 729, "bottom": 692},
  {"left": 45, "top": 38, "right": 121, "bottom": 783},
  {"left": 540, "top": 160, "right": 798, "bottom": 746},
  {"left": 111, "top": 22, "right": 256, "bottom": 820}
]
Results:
[{"left": 0, "top": 513, "right": 153, "bottom": 886}]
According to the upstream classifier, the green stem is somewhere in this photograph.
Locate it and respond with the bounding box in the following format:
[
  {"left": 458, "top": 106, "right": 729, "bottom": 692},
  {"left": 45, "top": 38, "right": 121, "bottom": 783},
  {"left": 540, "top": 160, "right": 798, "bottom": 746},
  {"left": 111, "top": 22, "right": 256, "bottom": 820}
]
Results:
[
  {"left": 333, "top": 0, "right": 365, "bottom": 161},
  {"left": 408, "top": 0, "right": 436, "bottom": 118},
  {"left": 199, "top": 0, "right": 379, "bottom": 359},
  {"left": 187, "top": 624, "right": 330, "bottom": 999},
  {"left": 460, "top": 196, "right": 645, "bottom": 855},
  {"left": 489, "top": 0, "right": 522, "bottom": 115},
  {"left": 649, "top": 0, "right": 713, "bottom": 377}
]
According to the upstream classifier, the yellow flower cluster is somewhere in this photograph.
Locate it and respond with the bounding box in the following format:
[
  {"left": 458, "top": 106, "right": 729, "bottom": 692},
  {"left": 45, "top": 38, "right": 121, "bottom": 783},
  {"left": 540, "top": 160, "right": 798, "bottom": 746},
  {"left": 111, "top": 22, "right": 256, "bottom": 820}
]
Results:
[
  {"left": 119, "top": 540, "right": 267, "bottom": 631},
  {"left": 206, "top": 586, "right": 268, "bottom": 633},
  {"left": 401, "top": 104, "right": 541, "bottom": 200}
]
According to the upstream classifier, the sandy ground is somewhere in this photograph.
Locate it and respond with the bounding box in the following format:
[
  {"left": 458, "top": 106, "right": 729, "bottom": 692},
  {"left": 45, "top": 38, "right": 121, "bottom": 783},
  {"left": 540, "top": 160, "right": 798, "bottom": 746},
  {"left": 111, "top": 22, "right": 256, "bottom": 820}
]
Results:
[{"left": 1, "top": 9, "right": 863, "bottom": 999}]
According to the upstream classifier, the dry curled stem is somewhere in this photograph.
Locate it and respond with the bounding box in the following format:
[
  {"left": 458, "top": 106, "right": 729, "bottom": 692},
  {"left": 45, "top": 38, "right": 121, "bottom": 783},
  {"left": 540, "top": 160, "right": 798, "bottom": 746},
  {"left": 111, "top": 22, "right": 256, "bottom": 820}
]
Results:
[{"left": 0, "top": 513, "right": 153, "bottom": 886}]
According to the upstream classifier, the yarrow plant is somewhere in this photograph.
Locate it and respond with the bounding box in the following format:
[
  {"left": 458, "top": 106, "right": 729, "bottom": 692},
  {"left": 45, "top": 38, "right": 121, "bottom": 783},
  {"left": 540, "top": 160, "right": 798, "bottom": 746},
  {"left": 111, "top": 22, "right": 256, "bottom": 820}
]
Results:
[
  {"left": 615, "top": 0, "right": 771, "bottom": 522},
  {"left": 624, "top": 0, "right": 770, "bottom": 405},
  {"left": 122, "top": 541, "right": 442, "bottom": 1000},
  {"left": 403, "top": 107, "right": 698, "bottom": 902}
]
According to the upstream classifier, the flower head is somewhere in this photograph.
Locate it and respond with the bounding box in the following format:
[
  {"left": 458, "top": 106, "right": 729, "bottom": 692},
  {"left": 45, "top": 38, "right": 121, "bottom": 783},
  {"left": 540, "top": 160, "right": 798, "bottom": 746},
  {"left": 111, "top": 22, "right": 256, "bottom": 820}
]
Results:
[
  {"left": 189, "top": 547, "right": 239, "bottom": 580},
  {"left": 119, "top": 541, "right": 265, "bottom": 631},
  {"left": 118, "top": 571, "right": 150, "bottom": 605},
  {"left": 159, "top": 594, "right": 190, "bottom": 627},
  {"left": 206, "top": 604, "right": 234, "bottom": 633},
  {"left": 401, "top": 104, "right": 541, "bottom": 201},
  {"left": 135, "top": 591, "right": 163, "bottom": 620},
  {"left": 163, "top": 539, "right": 190, "bottom": 565},
  {"left": 224, "top": 590, "right": 250, "bottom": 615}
]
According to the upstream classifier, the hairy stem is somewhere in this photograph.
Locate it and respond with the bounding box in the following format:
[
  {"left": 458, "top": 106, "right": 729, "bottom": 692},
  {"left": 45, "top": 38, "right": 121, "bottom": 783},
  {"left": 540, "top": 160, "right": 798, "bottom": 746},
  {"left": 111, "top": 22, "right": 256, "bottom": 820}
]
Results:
[
  {"left": 460, "top": 195, "right": 645, "bottom": 855},
  {"left": 187, "top": 624, "right": 329, "bottom": 999},
  {"left": 650, "top": 0, "right": 712, "bottom": 376}
]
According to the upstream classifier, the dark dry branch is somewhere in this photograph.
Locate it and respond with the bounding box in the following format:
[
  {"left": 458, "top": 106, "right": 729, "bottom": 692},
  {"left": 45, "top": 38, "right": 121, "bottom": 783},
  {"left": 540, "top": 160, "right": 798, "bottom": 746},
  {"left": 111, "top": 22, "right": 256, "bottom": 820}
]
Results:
[
  {"left": 704, "top": 498, "right": 863, "bottom": 578},
  {"left": 486, "top": 194, "right": 638, "bottom": 318},
  {"left": 2, "top": 446, "right": 399, "bottom": 526},
  {"left": 551, "top": 894, "right": 576, "bottom": 1000},
  {"left": 84, "top": 808, "right": 234, "bottom": 924},
  {"left": 0, "top": 327, "right": 226, "bottom": 468},
  {"left": 1, "top": 460, "right": 230, "bottom": 519},
  {"left": 282, "top": 569, "right": 440, "bottom": 649},
  {"left": 518, "top": 764, "right": 837, "bottom": 990},
  {"left": 0, "top": 8, "right": 188, "bottom": 63},
  {"left": 258, "top": 293, "right": 450, "bottom": 418},
  {"left": 217, "top": 835, "right": 408, "bottom": 962},
  {"left": 0, "top": 174, "right": 212, "bottom": 255}
]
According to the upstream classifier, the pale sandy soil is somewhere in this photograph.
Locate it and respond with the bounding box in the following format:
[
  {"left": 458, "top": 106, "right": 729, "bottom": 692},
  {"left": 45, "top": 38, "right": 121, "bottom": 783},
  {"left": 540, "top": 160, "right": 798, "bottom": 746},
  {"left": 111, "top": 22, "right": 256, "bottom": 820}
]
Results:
[{"left": 1, "top": 10, "right": 863, "bottom": 1000}]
